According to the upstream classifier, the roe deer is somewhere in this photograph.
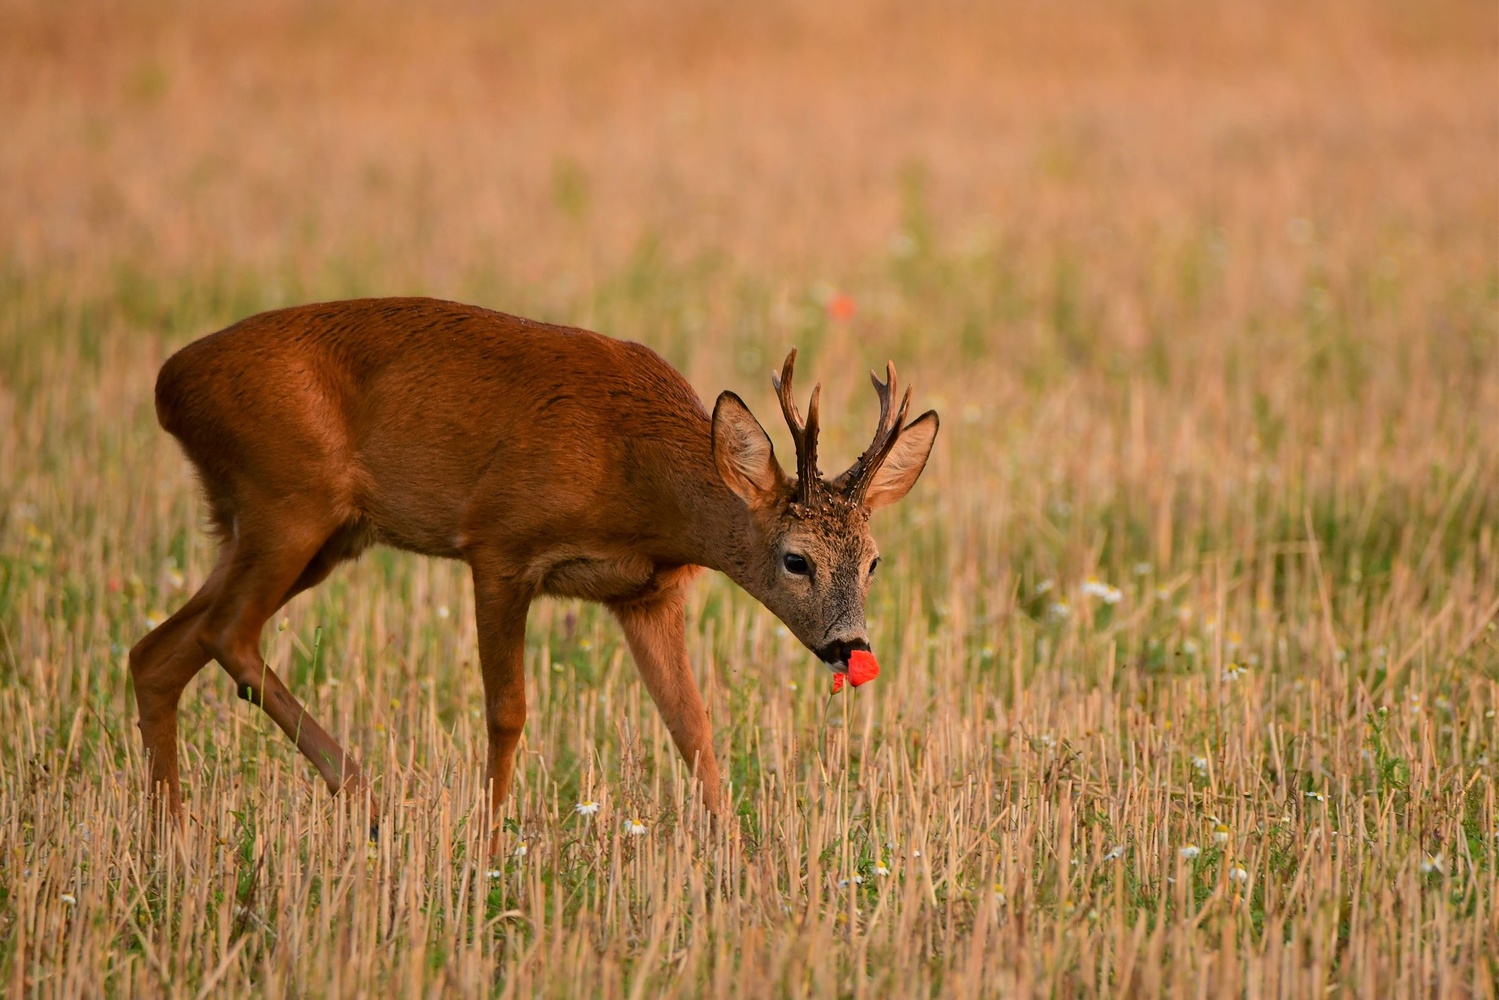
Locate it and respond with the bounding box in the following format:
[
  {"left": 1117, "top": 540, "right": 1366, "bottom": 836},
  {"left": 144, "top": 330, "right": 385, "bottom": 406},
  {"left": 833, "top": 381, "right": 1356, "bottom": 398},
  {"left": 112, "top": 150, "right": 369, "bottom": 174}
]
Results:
[{"left": 129, "top": 297, "right": 939, "bottom": 822}]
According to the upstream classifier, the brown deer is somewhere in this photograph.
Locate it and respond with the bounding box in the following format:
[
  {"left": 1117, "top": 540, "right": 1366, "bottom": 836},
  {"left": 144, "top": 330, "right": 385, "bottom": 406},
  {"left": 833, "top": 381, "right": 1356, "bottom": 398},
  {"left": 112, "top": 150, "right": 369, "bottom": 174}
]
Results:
[{"left": 129, "top": 297, "right": 939, "bottom": 823}]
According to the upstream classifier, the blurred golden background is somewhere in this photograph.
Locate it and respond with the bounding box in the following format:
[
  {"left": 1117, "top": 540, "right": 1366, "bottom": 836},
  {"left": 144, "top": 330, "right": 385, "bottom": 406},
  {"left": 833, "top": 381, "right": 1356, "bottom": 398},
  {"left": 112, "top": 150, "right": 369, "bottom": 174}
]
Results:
[{"left": 1, "top": 1, "right": 1496, "bottom": 995}]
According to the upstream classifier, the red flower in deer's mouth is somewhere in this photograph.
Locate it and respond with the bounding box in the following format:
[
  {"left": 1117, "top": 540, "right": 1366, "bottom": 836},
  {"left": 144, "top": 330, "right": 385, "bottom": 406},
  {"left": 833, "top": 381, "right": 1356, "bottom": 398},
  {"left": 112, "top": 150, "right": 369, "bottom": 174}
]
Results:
[{"left": 831, "top": 650, "right": 880, "bottom": 693}]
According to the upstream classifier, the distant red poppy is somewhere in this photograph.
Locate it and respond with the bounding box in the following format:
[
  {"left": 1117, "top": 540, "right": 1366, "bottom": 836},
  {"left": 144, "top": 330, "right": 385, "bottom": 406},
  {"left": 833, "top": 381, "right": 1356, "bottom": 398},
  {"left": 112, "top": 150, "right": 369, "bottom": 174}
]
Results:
[{"left": 827, "top": 292, "right": 856, "bottom": 322}]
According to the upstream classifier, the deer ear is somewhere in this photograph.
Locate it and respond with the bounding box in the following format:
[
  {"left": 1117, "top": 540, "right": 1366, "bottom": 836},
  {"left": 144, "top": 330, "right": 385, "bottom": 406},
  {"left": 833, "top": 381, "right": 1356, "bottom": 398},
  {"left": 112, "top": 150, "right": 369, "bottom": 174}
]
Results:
[
  {"left": 712, "top": 391, "right": 786, "bottom": 508},
  {"left": 861, "top": 410, "right": 939, "bottom": 510}
]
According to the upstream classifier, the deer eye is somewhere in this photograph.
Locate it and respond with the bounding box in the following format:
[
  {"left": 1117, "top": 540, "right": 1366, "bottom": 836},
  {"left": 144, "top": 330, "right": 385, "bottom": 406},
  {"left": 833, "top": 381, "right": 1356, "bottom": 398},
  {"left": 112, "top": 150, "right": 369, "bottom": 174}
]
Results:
[
  {"left": 782, "top": 553, "right": 811, "bottom": 576},
  {"left": 869, "top": 557, "right": 881, "bottom": 577}
]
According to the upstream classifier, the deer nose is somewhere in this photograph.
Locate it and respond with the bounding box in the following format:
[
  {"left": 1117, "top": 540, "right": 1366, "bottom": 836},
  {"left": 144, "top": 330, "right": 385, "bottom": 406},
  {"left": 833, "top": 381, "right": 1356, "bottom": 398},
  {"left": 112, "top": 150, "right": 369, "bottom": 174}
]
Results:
[{"left": 816, "top": 637, "right": 870, "bottom": 667}]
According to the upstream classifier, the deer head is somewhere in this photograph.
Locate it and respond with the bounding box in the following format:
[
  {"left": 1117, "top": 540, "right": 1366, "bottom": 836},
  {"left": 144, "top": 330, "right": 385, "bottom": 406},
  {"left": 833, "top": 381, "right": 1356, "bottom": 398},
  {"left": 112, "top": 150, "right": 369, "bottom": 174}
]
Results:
[{"left": 711, "top": 349, "right": 940, "bottom": 670}]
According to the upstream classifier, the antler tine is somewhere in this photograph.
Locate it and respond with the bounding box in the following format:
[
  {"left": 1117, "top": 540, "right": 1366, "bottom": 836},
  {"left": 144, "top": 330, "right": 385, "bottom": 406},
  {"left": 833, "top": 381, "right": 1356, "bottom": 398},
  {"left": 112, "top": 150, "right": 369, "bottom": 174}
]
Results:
[
  {"left": 771, "top": 350, "right": 804, "bottom": 441},
  {"left": 771, "top": 349, "right": 823, "bottom": 503},
  {"left": 870, "top": 361, "right": 898, "bottom": 440},
  {"left": 802, "top": 383, "right": 821, "bottom": 496},
  {"left": 844, "top": 360, "right": 914, "bottom": 503}
]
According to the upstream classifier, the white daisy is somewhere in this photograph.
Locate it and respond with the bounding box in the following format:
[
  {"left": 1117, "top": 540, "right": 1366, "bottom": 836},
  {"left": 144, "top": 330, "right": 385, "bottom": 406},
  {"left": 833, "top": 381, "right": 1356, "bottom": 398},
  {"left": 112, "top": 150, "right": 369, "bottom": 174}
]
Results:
[{"left": 1082, "top": 578, "right": 1122, "bottom": 605}]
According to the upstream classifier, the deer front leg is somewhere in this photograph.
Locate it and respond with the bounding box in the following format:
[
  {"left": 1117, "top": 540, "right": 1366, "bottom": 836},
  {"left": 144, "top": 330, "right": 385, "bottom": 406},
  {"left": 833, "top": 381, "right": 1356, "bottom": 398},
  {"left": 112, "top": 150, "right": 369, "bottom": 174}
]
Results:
[
  {"left": 468, "top": 560, "right": 534, "bottom": 836},
  {"left": 609, "top": 586, "right": 722, "bottom": 816}
]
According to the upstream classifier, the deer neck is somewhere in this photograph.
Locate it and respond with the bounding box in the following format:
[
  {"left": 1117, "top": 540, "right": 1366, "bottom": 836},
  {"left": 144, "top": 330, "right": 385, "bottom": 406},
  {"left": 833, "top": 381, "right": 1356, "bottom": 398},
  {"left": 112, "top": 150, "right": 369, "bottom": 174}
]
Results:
[{"left": 660, "top": 432, "right": 768, "bottom": 591}]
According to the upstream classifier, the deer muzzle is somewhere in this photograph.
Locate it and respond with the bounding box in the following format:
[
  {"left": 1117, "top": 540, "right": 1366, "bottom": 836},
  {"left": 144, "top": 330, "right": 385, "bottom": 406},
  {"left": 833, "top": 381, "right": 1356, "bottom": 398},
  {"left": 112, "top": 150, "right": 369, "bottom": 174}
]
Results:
[{"left": 816, "top": 636, "right": 871, "bottom": 670}]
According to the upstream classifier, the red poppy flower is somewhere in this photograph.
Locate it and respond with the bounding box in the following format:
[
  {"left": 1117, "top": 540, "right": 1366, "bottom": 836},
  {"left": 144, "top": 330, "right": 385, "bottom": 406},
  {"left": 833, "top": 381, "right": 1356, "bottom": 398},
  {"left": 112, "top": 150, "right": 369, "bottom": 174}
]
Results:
[
  {"left": 830, "top": 650, "right": 880, "bottom": 693},
  {"left": 827, "top": 292, "right": 856, "bottom": 322},
  {"left": 848, "top": 649, "right": 879, "bottom": 686}
]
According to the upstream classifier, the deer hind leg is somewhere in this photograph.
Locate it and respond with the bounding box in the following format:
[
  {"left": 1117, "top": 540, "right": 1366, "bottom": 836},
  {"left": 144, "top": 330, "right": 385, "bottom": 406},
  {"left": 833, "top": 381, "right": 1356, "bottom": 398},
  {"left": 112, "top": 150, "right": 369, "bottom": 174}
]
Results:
[
  {"left": 609, "top": 586, "right": 722, "bottom": 815},
  {"left": 129, "top": 546, "right": 234, "bottom": 820},
  {"left": 196, "top": 518, "right": 361, "bottom": 796}
]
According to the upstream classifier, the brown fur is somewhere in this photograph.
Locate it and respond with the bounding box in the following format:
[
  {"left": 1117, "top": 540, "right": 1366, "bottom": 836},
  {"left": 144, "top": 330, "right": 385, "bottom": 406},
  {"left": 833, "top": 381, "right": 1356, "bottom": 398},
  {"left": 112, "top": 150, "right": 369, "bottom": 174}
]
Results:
[{"left": 130, "top": 297, "right": 938, "bottom": 828}]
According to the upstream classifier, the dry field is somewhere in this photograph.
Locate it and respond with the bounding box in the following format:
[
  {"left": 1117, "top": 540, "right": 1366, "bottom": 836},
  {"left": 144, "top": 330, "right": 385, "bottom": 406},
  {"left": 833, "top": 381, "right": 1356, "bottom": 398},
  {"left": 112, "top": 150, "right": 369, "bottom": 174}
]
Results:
[{"left": 2, "top": 0, "right": 1497, "bottom": 995}]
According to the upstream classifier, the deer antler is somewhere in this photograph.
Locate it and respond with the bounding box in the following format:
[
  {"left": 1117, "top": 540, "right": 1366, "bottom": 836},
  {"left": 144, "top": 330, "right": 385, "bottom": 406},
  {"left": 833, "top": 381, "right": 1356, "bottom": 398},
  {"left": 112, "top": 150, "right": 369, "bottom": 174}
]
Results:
[
  {"left": 771, "top": 349, "right": 822, "bottom": 504},
  {"left": 841, "top": 361, "right": 912, "bottom": 504}
]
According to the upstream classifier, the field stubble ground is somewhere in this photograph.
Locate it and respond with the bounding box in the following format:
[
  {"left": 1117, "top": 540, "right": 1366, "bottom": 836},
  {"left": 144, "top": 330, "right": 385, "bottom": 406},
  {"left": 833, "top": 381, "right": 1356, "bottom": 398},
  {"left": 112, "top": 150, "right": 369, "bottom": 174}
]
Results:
[{"left": 1, "top": 0, "right": 1496, "bottom": 995}]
